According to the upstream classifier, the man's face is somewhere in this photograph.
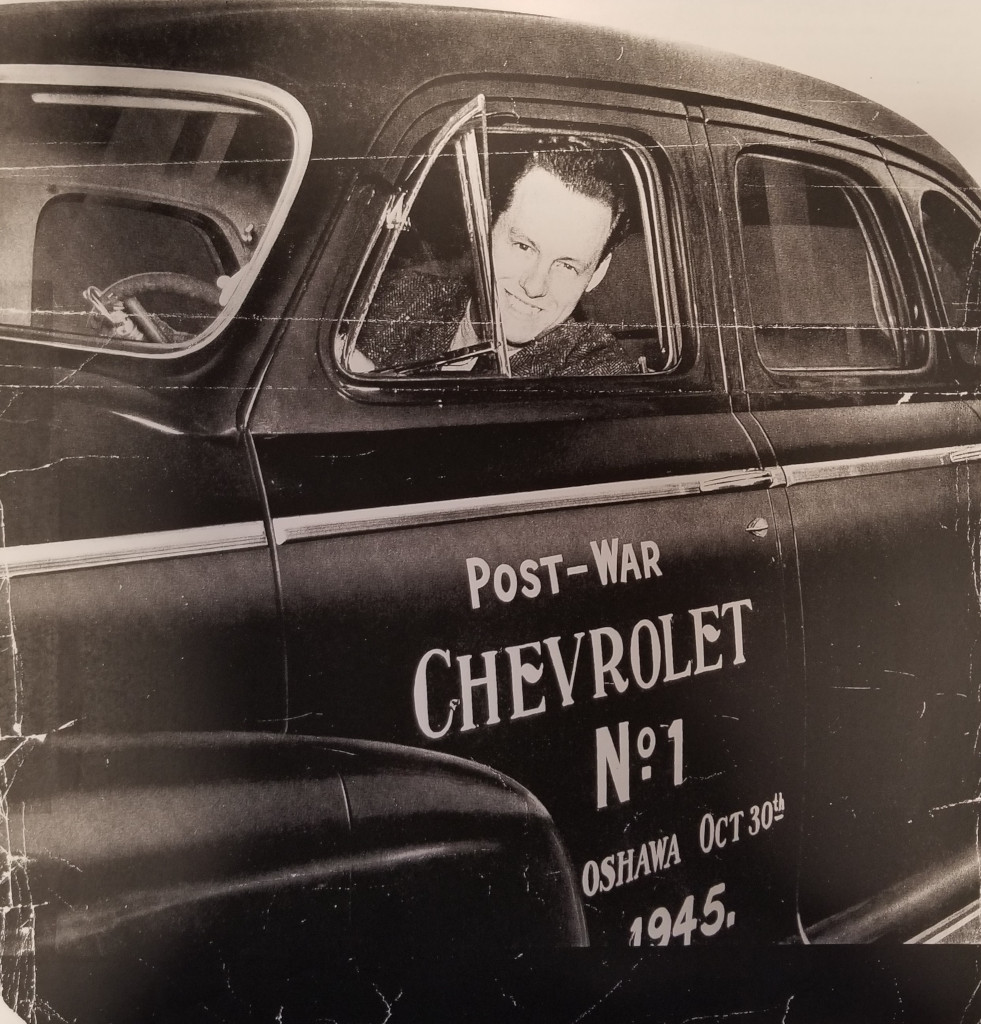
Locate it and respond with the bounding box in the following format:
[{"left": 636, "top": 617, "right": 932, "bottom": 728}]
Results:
[{"left": 491, "top": 165, "right": 613, "bottom": 345}]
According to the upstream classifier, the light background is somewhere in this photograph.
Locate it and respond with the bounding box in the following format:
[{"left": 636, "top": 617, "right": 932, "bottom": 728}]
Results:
[{"left": 378, "top": 0, "right": 981, "bottom": 186}]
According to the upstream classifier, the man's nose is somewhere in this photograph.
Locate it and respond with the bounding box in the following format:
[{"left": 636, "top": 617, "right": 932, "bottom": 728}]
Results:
[{"left": 519, "top": 258, "right": 548, "bottom": 298}]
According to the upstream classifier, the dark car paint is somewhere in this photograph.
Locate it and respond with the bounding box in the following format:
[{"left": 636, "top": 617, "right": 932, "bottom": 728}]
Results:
[
  {"left": 5, "top": 731, "right": 583, "bottom": 1019},
  {"left": 699, "top": 105, "right": 981, "bottom": 928},
  {"left": 0, "top": 1, "right": 980, "bottom": 1019}
]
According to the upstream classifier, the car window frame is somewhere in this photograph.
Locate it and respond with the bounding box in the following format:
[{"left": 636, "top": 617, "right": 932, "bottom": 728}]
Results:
[
  {"left": 330, "top": 96, "right": 691, "bottom": 387},
  {"left": 733, "top": 146, "right": 928, "bottom": 379},
  {"left": 332, "top": 95, "right": 501, "bottom": 376},
  {"left": 918, "top": 187, "right": 981, "bottom": 330},
  {"left": 0, "top": 63, "right": 312, "bottom": 360},
  {"left": 888, "top": 164, "right": 981, "bottom": 377}
]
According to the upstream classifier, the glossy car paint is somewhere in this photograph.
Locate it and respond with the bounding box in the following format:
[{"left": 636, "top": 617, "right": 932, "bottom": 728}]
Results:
[{"left": 0, "top": 1, "right": 979, "bottom": 1019}]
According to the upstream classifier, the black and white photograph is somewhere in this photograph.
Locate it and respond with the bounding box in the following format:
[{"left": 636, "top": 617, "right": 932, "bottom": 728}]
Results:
[{"left": 2, "top": 0, "right": 981, "bottom": 1019}]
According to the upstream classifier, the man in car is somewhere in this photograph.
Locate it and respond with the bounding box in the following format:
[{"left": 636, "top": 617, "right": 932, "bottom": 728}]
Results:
[{"left": 355, "top": 143, "right": 638, "bottom": 376}]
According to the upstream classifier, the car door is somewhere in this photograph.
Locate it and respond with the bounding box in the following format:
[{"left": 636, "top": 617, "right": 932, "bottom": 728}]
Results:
[
  {"left": 704, "top": 106, "right": 981, "bottom": 941},
  {"left": 250, "top": 82, "right": 803, "bottom": 945},
  {"left": 0, "top": 66, "right": 309, "bottom": 738}
]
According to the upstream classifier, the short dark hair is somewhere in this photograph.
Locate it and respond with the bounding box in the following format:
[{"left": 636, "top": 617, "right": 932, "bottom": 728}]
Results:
[{"left": 492, "top": 137, "right": 632, "bottom": 258}]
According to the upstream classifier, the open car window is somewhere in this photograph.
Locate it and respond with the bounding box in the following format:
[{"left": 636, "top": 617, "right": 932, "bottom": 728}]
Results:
[
  {"left": 0, "top": 66, "right": 310, "bottom": 357},
  {"left": 341, "top": 99, "right": 680, "bottom": 380}
]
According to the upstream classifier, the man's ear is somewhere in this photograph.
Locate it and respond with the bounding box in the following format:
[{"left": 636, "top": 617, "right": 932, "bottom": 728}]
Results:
[{"left": 585, "top": 252, "right": 612, "bottom": 293}]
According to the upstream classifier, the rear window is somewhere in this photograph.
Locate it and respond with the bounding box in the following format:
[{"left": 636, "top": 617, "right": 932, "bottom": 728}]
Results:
[
  {"left": 0, "top": 68, "right": 310, "bottom": 357},
  {"left": 736, "top": 153, "right": 922, "bottom": 373},
  {"left": 920, "top": 189, "right": 981, "bottom": 329}
]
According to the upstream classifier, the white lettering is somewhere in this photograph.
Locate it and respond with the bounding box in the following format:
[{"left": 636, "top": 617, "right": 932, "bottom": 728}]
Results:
[
  {"left": 691, "top": 605, "right": 724, "bottom": 675},
  {"left": 699, "top": 813, "right": 715, "bottom": 854},
  {"left": 590, "top": 538, "right": 619, "bottom": 585},
  {"left": 600, "top": 855, "right": 616, "bottom": 892},
  {"left": 506, "top": 641, "right": 546, "bottom": 720},
  {"left": 414, "top": 595, "right": 753, "bottom": 738},
  {"left": 714, "top": 816, "right": 728, "bottom": 849},
  {"left": 413, "top": 648, "right": 454, "bottom": 739},
  {"left": 629, "top": 618, "right": 662, "bottom": 689},
  {"left": 649, "top": 834, "right": 681, "bottom": 871},
  {"left": 721, "top": 599, "right": 752, "bottom": 665},
  {"left": 519, "top": 559, "right": 542, "bottom": 599},
  {"left": 699, "top": 812, "right": 744, "bottom": 853},
  {"left": 543, "top": 632, "right": 585, "bottom": 707},
  {"left": 596, "top": 720, "right": 630, "bottom": 808},
  {"left": 459, "top": 651, "right": 501, "bottom": 732},
  {"left": 635, "top": 841, "right": 651, "bottom": 879},
  {"left": 591, "top": 627, "right": 629, "bottom": 697},
  {"left": 620, "top": 542, "right": 642, "bottom": 582},
  {"left": 641, "top": 541, "right": 663, "bottom": 578},
  {"left": 493, "top": 563, "right": 518, "bottom": 603},
  {"left": 580, "top": 833, "right": 681, "bottom": 894},
  {"left": 582, "top": 860, "right": 600, "bottom": 897},
  {"left": 539, "top": 554, "right": 564, "bottom": 594},
  {"left": 465, "top": 557, "right": 490, "bottom": 610},
  {"left": 659, "top": 613, "right": 692, "bottom": 681},
  {"left": 729, "top": 810, "right": 744, "bottom": 842},
  {"left": 617, "top": 847, "right": 635, "bottom": 887}
]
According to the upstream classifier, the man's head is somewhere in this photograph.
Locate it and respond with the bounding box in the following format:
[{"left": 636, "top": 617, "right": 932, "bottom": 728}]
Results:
[{"left": 491, "top": 144, "right": 630, "bottom": 345}]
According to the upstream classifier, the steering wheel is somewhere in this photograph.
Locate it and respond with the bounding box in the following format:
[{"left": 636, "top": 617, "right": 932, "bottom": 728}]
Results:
[{"left": 87, "top": 272, "right": 222, "bottom": 345}]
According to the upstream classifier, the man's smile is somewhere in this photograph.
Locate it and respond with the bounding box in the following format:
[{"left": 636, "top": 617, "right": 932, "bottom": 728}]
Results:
[
  {"left": 489, "top": 165, "right": 614, "bottom": 344},
  {"left": 502, "top": 288, "right": 545, "bottom": 316}
]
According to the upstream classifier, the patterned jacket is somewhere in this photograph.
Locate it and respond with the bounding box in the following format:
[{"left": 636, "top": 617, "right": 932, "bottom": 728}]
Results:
[{"left": 357, "top": 261, "right": 637, "bottom": 377}]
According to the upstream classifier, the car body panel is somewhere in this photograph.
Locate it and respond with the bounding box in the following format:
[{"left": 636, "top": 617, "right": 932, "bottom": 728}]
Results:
[
  {"left": 5, "top": 731, "right": 584, "bottom": 1018},
  {"left": 247, "top": 76, "right": 804, "bottom": 944},
  {"left": 0, "top": 1, "right": 979, "bottom": 1018}
]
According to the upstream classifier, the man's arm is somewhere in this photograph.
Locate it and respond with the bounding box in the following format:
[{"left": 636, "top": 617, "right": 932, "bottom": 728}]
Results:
[
  {"left": 510, "top": 321, "right": 639, "bottom": 377},
  {"left": 355, "top": 264, "right": 471, "bottom": 372}
]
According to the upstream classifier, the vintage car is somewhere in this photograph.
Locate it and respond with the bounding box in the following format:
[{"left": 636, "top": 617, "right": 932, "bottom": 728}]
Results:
[{"left": 2, "top": 0, "right": 981, "bottom": 1019}]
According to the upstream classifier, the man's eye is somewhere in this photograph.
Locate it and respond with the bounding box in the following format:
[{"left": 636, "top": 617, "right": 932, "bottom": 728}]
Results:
[{"left": 556, "top": 261, "right": 579, "bottom": 275}]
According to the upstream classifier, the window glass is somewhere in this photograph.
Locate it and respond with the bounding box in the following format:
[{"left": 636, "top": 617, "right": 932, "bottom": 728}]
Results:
[
  {"left": 349, "top": 129, "right": 674, "bottom": 378},
  {"left": 921, "top": 190, "right": 981, "bottom": 329},
  {"left": 737, "top": 154, "right": 912, "bottom": 371},
  {"left": 0, "top": 79, "right": 298, "bottom": 354}
]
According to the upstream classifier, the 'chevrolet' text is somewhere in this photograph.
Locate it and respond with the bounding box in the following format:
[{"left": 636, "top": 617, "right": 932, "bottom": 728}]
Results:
[{"left": 413, "top": 599, "right": 753, "bottom": 739}]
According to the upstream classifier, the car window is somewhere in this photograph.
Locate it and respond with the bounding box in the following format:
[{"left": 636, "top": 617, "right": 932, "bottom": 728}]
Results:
[
  {"left": 920, "top": 189, "right": 981, "bottom": 330},
  {"left": 343, "top": 112, "right": 680, "bottom": 379},
  {"left": 736, "top": 153, "right": 921, "bottom": 372},
  {"left": 0, "top": 70, "right": 309, "bottom": 357}
]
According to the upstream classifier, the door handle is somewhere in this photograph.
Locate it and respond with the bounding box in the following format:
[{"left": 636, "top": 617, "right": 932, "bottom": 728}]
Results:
[{"left": 746, "top": 516, "right": 769, "bottom": 539}]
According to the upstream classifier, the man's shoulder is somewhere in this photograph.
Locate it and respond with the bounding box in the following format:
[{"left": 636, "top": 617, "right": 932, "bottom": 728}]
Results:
[
  {"left": 371, "top": 259, "right": 471, "bottom": 316},
  {"left": 358, "top": 258, "right": 471, "bottom": 369},
  {"left": 531, "top": 319, "right": 638, "bottom": 376},
  {"left": 382, "top": 258, "right": 471, "bottom": 294}
]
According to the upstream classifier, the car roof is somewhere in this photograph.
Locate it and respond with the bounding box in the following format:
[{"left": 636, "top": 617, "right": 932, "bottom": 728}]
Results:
[{"left": 0, "top": 0, "right": 970, "bottom": 186}]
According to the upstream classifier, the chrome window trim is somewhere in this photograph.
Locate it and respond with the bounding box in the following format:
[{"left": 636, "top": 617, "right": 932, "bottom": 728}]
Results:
[
  {"left": 735, "top": 150, "right": 925, "bottom": 377},
  {"left": 7, "top": 443, "right": 981, "bottom": 576},
  {"left": 0, "top": 470, "right": 774, "bottom": 577},
  {"left": 274, "top": 445, "right": 981, "bottom": 544},
  {"left": 918, "top": 187, "right": 981, "bottom": 331},
  {"left": 335, "top": 95, "right": 488, "bottom": 371},
  {"left": 0, "top": 64, "right": 313, "bottom": 360},
  {"left": 273, "top": 468, "right": 775, "bottom": 544},
  {"left": 1, "top": 521, "right": 267, "bottom": 578},
  {"left": 907, "top": 899, "right": 981, "bottom": 944},
  {"left": 782, "top": 443, "right": 981, "bottom": 486},
  {"left": 337, "top": 113, "right": 682, "bottom": 380}
]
